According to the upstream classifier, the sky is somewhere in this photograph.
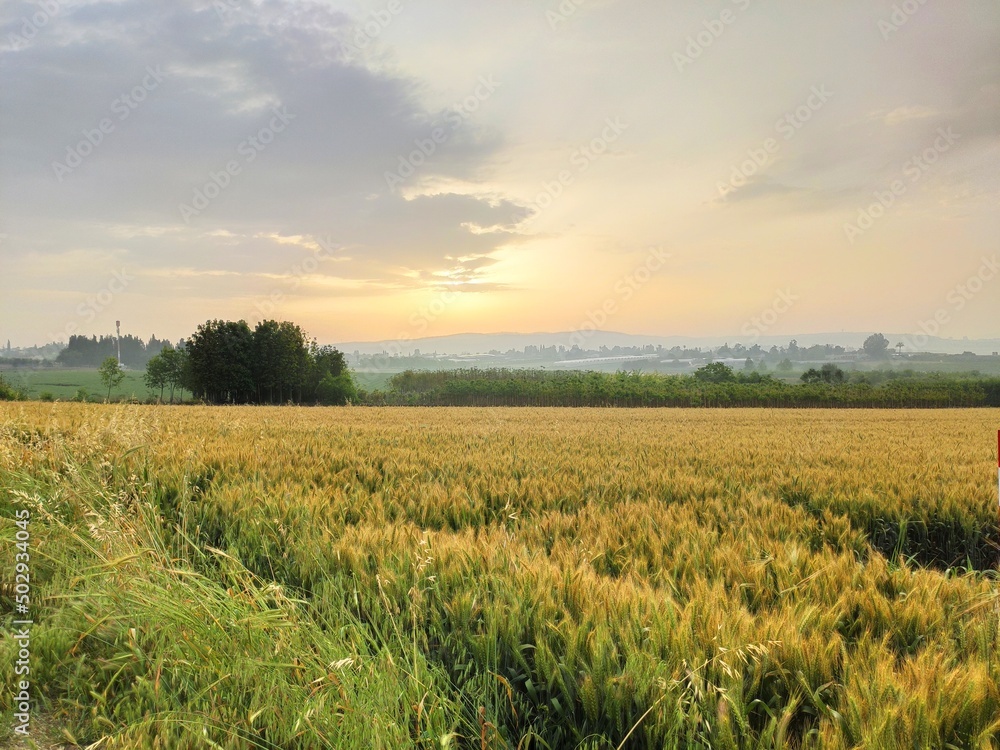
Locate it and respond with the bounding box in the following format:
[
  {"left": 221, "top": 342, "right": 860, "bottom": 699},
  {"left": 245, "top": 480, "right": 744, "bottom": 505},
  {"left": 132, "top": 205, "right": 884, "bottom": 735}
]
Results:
[{"left": 1, "top": 0, "right": 998, "bottom": 349}]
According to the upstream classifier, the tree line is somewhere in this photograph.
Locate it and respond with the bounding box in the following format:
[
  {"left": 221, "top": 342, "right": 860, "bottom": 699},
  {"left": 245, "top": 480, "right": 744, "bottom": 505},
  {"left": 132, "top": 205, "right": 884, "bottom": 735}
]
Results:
[
  {"left": 7, "top": 358, "right": 999, "bottom": 408},
  {"left": 140, "top": 319, "right": 356, "bottom": 405},
  {"left": 56, "top": 334, "right": 172, "bottom": 368},
  {"left": 373, "top": 366, "right": 1000, "bottom": 408}
]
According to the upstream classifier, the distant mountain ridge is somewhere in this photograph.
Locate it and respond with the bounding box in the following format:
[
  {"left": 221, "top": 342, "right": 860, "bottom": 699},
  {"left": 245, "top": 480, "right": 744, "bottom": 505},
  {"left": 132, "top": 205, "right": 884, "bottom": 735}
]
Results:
[{"left": 334, "top": 331, "right": 1000, "bottom": 357}]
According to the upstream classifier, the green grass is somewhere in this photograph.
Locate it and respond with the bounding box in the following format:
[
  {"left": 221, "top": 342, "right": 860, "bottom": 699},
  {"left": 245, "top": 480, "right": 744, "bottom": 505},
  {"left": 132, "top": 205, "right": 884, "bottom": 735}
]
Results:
[
  {"left": 351, "top": 370, "right": 395, "bottom": 392},
  {"left": 0, "top": 368, "right": 149, "bottom": 401},
  {"left": 2, "top": 367, "right": 383, "bottom": 402}
]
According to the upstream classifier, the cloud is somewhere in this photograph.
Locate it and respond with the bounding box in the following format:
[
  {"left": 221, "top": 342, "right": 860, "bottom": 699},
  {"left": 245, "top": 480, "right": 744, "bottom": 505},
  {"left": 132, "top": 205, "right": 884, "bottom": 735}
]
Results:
[
  {"left": 0, "top": 0, "right": 525, "bottom": 298},
  {"left": 717, "top": 176, "right": 808, "bottom": 205},
  {"left": 880, "top": 106, "right": 940, "bottom": 126}
]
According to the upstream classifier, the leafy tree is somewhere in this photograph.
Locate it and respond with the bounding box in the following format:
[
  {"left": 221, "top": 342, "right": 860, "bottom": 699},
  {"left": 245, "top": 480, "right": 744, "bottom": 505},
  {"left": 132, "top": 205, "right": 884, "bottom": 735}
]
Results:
[
  {"left": 99, "top": 356, "right": 126, "bottom": 401},
  {"left": 144, "top": 346, "right": 187, "bottom": 403},
  {"left": 306, "top": 344, "right": 349, "bottom": 400},
  {"left": 185, "top": 320, "right": 255, "bottom": 403},
  {"left": 801, "top": 364, "right": 846, "bottom": 385},
  {"left": 161, "top": 346, "right": 187, "bottom": 403},
  {"left": 863, "top": 333, "right": 891, "bottom": 359},
  {"left": 144, "top": 351, "right": 170, "bottom": 401},
  {"left": 253, "top": 321, "right": 310, "bottom": 403},
  {"left": 274, "top": 321, "right": 309, "bottom": 402},
  {"left": 316, "top": 372, "right": 357, "bottom": 405},
  {"left": 252, "top": 320, "right": 282, "bottom": 402},
  {"left": 57, "top": 333, "right": 172, "bottom": 368},
  {"left": 181, "top": 319, "right": 348, "bottom": 405},
  {"left": 820, "top": 363, "right": 845, "bottom": 383},
  {"left": 694, "top": 362, "right": 736, "bottom": 384},
  {"left": 801, "top": 368, "right": 822, "bottom": 384}
]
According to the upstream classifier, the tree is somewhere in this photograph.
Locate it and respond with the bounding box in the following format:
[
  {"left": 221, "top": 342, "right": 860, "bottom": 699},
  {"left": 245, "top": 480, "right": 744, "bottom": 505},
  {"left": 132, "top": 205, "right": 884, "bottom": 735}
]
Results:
[
  {"left": 144, "top": 345, "right": 186, "bottom": 403},
  {"left": 180, "top": 318, "right": 352, "bottom": 405},
  {"left": 99, "top": 356, "right": 125, "bottom": 400},
  {"left": 801, "top": 364, "right": 845, "bottom": 385},
  {"left": 694, "top": 362, "right": 736, "bottom": 384},
  {"left": 144, "top": 352, "right": 169, "bottom": 401},
  {"left": 316, "top": 372, "right": 357, "bottom": 405},
  {"left": 57, "top": 333, "right": 171, "bottom": 368},
  {"left": 253, "top": 320, "right": 281, "bottom": 402},
  {"left": 252, "top": 320, "right": 311, "bottom": 403},
  {"left": 274, "top": 321, "right": 309, "bottom": 403},
  {"left": 820, "top": 363, "right": 845, "bottom": 383},
  {"left": 185, "top": 320, "right": 255, "bottom": 403},
  {"left": 305, "top": 343, "right": 349, "bottom": 400},
  {"left": 161, "top": 345, "right": 187, "bottom": 403},
  {"left": 863, "top": 333, "right": 890, "bottom": 359}
]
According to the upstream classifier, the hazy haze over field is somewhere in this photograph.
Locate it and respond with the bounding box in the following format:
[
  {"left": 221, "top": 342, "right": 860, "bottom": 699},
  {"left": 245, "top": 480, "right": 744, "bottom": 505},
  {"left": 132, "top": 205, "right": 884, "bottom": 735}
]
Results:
[{"left": 1, "top": 1, "right": 998, "bottom": 347}]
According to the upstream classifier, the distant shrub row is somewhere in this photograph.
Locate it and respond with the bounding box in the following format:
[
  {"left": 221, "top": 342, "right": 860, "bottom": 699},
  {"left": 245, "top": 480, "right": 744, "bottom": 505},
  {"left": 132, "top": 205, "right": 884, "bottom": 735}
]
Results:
[{"left": 368, "top": 367, "right": 1000, "bottom": 408}]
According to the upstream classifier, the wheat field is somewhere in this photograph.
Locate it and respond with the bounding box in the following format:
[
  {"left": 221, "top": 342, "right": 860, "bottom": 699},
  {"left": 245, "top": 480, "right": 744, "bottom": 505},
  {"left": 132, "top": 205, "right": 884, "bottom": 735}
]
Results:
[{"left": 1, "top": 403, "right": 999, "bottom": 748}]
